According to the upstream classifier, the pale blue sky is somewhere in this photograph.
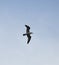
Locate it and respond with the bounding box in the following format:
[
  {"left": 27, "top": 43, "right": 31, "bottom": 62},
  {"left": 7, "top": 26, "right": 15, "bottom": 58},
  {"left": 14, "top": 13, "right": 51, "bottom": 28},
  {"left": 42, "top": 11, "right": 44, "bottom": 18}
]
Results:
[{"left": 0, "top": 0, "right": 59, "bottom": 65}]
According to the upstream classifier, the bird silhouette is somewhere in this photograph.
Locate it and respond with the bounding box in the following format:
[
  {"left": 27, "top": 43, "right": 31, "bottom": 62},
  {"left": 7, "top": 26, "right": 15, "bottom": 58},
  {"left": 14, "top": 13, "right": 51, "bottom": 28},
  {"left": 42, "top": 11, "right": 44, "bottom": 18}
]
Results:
[{"left": 23, "top": 25, "right": 33, "bottom": 44}]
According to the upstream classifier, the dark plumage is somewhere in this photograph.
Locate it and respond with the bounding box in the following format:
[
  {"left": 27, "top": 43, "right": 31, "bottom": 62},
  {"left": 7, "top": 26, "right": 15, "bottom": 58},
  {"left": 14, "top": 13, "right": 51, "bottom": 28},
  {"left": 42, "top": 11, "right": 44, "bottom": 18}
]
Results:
[
  {"left": 27, "top": 34, "right": 31, "bottom": 44},
  {"left": 23, "top": 25, "right": 32, "bottom": 44}
]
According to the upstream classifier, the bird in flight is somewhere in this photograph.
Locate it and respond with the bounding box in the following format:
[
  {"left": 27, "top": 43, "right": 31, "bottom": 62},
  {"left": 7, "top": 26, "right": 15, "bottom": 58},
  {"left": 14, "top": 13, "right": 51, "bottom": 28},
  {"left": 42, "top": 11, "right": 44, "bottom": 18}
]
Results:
[{"left": 23, "top": 25, "right": 33, "bottom": 44}]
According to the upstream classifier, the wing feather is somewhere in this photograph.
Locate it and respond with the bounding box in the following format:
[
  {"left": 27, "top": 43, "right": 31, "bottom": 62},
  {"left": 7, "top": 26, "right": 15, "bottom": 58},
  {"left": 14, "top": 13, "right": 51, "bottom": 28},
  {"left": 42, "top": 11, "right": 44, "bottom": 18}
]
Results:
[
  {"left": 27, "top": 34, "right": 31, "bottom": 44},
  {"left": 25, "top": 25, "right": 30, "bottom": 33}
]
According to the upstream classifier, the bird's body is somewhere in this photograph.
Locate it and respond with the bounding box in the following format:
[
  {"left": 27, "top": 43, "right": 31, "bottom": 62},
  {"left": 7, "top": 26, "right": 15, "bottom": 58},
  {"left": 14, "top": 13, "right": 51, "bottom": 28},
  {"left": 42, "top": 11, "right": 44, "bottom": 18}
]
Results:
[
  {"left": 23, "top": 32, "right": 32, "bottom": 36},
  {"left": 23, "top": 25, "right": 33, "bottom": 44}
]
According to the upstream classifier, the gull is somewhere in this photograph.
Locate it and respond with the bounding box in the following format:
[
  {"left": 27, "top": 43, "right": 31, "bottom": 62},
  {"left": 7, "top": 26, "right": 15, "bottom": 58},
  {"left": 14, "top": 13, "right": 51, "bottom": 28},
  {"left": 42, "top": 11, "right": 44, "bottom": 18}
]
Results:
[{"left": 23, "top": 25, "right": 33, "bottom": 44}]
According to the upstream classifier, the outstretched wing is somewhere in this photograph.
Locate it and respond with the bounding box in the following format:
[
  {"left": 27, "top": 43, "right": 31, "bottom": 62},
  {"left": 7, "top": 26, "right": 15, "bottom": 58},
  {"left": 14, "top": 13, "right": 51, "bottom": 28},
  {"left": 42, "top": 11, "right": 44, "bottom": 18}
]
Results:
[
  {"left": 25, "top": 25, "right": 30, "bottom": 33},
  {"left": 27, "top": 34, "right": 31, "bottom": 44}
]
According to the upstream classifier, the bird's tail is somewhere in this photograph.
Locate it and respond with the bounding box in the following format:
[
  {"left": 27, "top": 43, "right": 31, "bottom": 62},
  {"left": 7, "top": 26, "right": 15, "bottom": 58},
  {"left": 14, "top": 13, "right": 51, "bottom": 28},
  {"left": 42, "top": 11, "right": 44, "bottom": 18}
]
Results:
[{"left": 23, "top": 34, "right": 27, "bottom": 36}]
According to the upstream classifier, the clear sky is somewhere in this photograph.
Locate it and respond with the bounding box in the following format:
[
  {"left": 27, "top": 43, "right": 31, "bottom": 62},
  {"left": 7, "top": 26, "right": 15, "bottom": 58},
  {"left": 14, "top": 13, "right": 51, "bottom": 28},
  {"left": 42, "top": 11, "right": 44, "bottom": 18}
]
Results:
[{"left": 0, "top": 0, "right": 59, "bottom": 65}]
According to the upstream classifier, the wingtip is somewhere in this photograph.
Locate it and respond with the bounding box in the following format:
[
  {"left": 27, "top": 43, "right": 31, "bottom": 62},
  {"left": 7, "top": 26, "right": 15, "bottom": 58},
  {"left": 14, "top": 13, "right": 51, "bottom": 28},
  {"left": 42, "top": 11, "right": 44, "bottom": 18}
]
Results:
[
  {"left": 25, "top": 25, "right": 27, "bottom": 27},
  {"left": 27, "top": 42, "right": 29, "bottom": 44},
  {"left": 27, "top": 41, "right": 30, "bottom": 44}
]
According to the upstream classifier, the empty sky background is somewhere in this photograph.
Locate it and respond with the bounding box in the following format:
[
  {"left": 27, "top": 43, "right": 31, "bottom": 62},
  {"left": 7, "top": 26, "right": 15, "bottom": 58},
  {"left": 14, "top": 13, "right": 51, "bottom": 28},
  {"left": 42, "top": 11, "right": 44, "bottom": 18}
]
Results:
[{"left": 0, "top": 0, "right": 59, "bottom": 65}]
